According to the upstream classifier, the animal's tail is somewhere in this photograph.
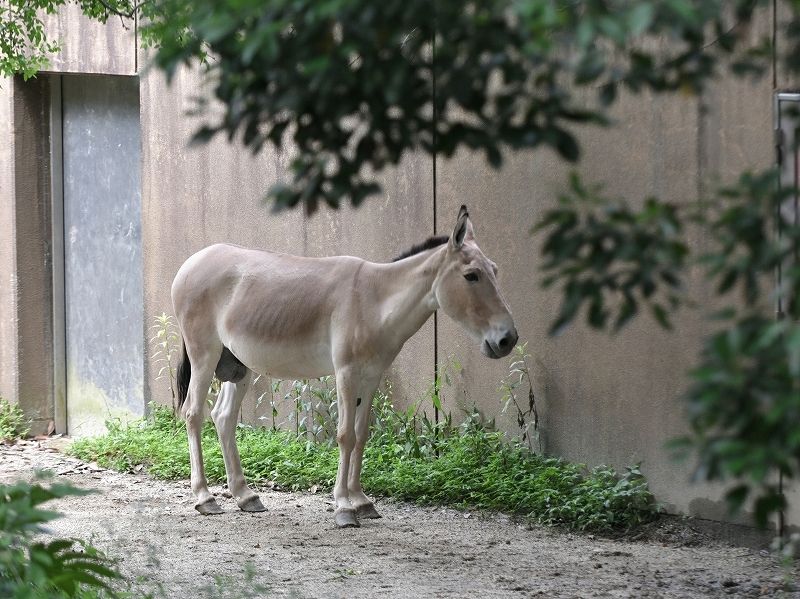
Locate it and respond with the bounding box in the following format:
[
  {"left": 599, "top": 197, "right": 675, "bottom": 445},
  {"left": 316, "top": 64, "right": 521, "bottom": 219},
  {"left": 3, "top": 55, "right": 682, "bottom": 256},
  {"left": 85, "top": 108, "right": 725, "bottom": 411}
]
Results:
[{"left": 176, "top": 338, "right": 191, "bottom": 411}]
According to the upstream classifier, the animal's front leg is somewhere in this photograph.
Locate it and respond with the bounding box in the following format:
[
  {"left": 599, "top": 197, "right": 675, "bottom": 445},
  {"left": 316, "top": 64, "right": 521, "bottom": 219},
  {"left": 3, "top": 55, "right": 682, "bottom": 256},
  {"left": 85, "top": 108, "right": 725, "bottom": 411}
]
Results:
[
  {"left": 348, "top": 390, "right": 381, "bottom": 520},
  {"left": 333, "top": 370, "right": 360, "bottom": 528}
]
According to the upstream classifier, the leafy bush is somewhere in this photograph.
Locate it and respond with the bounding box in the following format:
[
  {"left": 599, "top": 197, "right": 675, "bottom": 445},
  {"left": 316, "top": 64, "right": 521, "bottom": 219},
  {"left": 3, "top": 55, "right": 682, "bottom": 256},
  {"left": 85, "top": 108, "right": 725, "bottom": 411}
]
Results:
[
  {"left": 365, "top": 398, "right": 657, "bottom": 529},
  {"left": 71, "top": 402, "right": 659, "bottom": 531},
  {"left": 0, "top": 476, "right": 119, "bottom": 599}
]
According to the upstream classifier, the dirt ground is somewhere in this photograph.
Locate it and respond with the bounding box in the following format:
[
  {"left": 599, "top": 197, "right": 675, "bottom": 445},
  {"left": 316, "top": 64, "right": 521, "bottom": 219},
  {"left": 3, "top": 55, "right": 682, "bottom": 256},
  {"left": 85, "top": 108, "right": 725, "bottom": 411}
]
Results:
[{"left": 1, "top": 438, "right": 798, "bottom": 599}]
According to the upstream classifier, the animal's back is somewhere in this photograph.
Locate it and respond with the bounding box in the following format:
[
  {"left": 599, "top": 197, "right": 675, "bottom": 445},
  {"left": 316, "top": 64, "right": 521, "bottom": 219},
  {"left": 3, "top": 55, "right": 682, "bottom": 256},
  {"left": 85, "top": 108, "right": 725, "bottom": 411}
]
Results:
[
  {"left": 173, "top": 243, "right": 360, "bottom": 307},
  {"left": 172, "top": 243, "right": 364, "bottom": 378}
]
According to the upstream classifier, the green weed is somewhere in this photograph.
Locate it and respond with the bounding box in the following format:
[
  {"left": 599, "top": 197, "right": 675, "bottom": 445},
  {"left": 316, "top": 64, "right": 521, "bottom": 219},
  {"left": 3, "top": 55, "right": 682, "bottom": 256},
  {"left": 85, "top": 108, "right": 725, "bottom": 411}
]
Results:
[
  {"left": 150, "top": 313, "right": 182, "bottom": 414},
  {"left": 772, "top": 534, "right": 798, "bottom": 597},
  {"left": 499, "top": 342, "right": 540, "bottom": 453},
  {"left": 200, "top": 562, "right": 271, "bottom": 599},
  {"left": 0, "top": 398, "right": 29, "bottom": 443},
  {"left": 277, "top": 376, "right": 338, "bottom": 447}
]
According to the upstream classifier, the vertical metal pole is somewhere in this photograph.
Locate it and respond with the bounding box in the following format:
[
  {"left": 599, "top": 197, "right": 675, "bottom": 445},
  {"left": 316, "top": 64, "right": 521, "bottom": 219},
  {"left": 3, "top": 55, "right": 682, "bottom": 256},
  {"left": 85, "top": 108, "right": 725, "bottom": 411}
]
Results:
[
  {"left": 431, "top": 8, "right": 440, "bottom": 426},
  {"left": 776, "top": 98, "right": 784, "bottom": 541},
  {"left": 50, "top": 75, "right": 67, "bottom": 434},
  {"left": 773, "top": 0, "right": 778, "bottom": 91},
  {"left": 774, "top": 94, "right": 784, "bottom": 541},
  {"left": 771, "top": 94, "right": 800, "bottom": 538}
]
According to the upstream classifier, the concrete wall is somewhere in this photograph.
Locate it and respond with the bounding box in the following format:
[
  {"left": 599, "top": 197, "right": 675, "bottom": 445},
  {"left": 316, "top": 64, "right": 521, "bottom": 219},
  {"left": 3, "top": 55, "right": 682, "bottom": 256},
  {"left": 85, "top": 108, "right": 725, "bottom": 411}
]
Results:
[
  {"left": 774, "top": 2, "right": 800, "bottom": 531},
  {"left": 434, "top": 12, "right": 779, "bottom": 523},
  {"left": 42, "top": 4, "right": 136, "bottom": 75},
  {"left": 11, "top": 76, "right": 55, "bottom": 434}
]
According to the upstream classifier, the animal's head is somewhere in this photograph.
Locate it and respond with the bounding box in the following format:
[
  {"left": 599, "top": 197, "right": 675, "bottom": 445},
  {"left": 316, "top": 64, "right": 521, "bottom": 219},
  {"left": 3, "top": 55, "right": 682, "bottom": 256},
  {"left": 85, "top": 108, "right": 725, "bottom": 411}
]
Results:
[{"left": 435, "top": 205, "right": 518, "bottom": 359}]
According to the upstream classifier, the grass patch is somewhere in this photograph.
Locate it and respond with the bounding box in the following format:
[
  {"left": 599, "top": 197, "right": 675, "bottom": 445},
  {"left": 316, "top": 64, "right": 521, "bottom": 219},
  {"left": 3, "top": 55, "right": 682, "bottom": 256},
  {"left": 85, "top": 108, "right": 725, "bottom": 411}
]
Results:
[
  {"left": 70, "top": 408, "right": 339, "bottom": 490},
  {"left": 70, "top": 402, "right": 659, "bottom": 531}
]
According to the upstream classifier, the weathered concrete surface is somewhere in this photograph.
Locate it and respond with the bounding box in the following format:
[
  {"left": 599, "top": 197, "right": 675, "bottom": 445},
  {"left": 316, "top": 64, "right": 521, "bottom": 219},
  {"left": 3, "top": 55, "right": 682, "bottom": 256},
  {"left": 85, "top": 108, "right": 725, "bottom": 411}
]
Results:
[
  {"left": 1, "top": 76, "right": 55, "bottom": 435},
  {"left": 774, "top": 2, "right": 800, "bottom": 532},
  {"left": 0, "top": 76, "right": 17, "bottom": 405},
  {"left": 41, "top": 3, "right": 136, "bottom": 76}
]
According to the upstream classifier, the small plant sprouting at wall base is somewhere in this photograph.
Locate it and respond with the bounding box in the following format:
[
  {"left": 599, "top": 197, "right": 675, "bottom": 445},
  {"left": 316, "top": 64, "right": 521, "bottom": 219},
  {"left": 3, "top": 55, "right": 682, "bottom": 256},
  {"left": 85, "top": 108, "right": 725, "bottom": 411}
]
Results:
[
  {"left": 201, "top": 561, "right": 272, "bottom": 599},
  {"left": 0, "top": 397, "right": 30, "bottom": 443},
  {"left": 151, "top": 312, "right": 223, "bottom": 414},
  {"left": 431, "top": 359, "right": 460, "bottom": 415},
  {"left": 499, "top": 343, "right": 540, "bottom": 453},
  {"left": 150, "top": 312, "right": 182, "bottom": 414},
  {"left": 772, "top": 533, "right": 799, "bottom": 596},
  {"left": 253, "top": 376, "right": 282, "bottom": 431},
  {"left": 278, "top": 376, "right": 338, "bottom": 447}
]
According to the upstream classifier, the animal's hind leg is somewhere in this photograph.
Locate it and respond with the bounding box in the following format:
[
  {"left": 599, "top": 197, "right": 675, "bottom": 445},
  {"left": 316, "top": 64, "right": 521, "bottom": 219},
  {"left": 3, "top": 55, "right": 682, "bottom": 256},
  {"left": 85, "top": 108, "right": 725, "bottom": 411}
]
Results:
[
  {"left": 211, "top": 372, "right": 265, "bottom": 512},
  {"left": 183, "top": 359, "right": 223, "bottom": 515}
]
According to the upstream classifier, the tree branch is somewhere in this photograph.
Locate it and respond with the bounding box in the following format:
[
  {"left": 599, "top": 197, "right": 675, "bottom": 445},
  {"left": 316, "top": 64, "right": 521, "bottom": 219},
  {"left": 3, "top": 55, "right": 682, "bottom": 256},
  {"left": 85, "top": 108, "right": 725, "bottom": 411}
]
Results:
[{"left": 92, "top": 0, "right": 153, "bottom": 20}]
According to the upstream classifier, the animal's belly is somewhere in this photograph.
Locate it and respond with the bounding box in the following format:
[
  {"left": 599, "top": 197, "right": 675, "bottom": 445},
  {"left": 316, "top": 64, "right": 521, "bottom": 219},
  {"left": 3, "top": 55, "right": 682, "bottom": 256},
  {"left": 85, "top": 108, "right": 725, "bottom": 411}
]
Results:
[{"left": 230, "top": 339, "right": 335, "bottom": 380}]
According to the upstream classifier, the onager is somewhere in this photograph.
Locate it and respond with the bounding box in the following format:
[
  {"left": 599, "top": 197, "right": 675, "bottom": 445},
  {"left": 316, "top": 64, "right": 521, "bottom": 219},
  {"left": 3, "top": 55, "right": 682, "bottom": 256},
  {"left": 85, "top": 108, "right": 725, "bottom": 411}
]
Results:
[{"left": 172, "top": 205, "right": 517, "bottom": 527}]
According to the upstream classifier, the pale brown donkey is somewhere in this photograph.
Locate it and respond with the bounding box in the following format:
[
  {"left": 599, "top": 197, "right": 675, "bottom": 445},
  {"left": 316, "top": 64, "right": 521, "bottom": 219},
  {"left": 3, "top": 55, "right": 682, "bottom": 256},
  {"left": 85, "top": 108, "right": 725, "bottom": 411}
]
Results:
[{"left": 171, "top": 205, "right": 518, "bottom": 527}]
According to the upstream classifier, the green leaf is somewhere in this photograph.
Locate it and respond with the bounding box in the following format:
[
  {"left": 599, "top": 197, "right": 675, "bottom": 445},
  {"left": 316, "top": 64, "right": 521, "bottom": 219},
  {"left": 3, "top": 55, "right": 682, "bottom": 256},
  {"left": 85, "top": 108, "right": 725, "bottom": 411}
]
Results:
[
  {"left": 599, "top": 82, "right": 617, "bottom": 107},
  {"left": 575, "top": 19, "right": 594, "bottom": 48},
  {"left": 628, "top": 3, "right": 655, "bottom": 35},
  {"left": 753, "top": 491, "right": 786, "bottom": 531},
  {"left": 650, "top": 304, "right": 671, "bottom": 329},
  {"left": 552, "top": 129, "right": 580, "bottom": 162}
]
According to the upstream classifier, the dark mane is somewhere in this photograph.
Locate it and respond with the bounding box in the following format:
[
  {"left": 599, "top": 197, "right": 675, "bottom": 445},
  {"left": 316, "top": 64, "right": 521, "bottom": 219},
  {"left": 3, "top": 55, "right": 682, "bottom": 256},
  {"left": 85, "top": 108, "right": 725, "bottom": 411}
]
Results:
[{"left": 392, "top": 235, "right": 450, "bottom": 262}]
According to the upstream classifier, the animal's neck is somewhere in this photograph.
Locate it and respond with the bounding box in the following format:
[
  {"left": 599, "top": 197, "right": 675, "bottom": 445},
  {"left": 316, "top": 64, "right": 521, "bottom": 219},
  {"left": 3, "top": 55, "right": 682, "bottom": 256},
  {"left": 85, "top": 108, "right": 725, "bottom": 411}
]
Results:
[{"left": 376, "top": 246, "right": 445, "bottom": 340}]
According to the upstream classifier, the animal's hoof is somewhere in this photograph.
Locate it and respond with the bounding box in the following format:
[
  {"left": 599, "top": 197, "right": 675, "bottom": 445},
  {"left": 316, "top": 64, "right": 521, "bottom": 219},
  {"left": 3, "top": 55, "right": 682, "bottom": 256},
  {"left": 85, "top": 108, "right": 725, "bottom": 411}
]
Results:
[
  {"left": 196, "top": 498, "right": 225, "bottom": 515},
  {"left": 238, "top": 495, "right": 266, "bottom": 512},
  {"left": 334, "top": 508, "right": 361, "bottom": 528},
  {"left": 355, "top": 503, "right": 382, "bottom": 520}
]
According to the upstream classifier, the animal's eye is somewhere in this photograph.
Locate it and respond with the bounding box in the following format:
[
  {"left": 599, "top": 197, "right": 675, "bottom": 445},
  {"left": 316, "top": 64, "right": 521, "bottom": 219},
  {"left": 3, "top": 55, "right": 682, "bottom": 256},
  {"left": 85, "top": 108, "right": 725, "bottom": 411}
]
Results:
[{"left": 464, "top": 272, "right": 479, "bottom": 283}]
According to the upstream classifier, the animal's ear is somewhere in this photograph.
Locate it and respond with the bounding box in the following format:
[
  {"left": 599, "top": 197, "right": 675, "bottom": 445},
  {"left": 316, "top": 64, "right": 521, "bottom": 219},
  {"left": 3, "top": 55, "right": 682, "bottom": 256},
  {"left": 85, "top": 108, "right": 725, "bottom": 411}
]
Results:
[{"left": 451, "top": 205, "right": 473, "bottom": 250}]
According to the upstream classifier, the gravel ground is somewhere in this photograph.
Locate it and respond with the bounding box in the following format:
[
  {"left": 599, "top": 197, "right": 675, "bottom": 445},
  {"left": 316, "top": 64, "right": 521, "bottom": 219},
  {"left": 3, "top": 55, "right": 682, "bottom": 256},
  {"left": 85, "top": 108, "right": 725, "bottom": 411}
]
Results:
[{"left": 1, "top": 438, "right": 797, "bottom": 599}]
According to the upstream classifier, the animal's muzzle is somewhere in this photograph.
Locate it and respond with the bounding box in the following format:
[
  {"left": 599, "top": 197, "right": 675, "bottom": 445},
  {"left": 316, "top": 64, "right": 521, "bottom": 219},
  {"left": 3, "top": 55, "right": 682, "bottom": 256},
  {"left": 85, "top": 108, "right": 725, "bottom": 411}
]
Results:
[{"left": 482, "top": 328, "right": 518, "bottom": 359}]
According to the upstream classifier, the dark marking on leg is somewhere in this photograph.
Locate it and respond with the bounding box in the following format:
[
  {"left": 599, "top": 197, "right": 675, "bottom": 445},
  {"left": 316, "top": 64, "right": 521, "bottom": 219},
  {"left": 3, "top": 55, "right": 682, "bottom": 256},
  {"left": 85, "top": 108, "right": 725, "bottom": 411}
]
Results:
[{"left": 356, "top": 397, "right": 362, "bottom": 407}]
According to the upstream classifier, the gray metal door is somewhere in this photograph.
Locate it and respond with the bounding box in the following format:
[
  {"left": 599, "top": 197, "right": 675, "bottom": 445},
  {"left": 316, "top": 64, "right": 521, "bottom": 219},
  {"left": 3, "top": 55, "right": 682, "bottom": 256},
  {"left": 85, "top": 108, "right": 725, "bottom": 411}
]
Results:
[{"left": 58, "top": 75, "right": 143, "bottom": 435}]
